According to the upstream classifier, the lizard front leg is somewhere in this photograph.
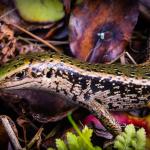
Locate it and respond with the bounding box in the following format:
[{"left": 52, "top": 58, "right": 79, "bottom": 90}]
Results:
[{"left": 81, "top": 100, "right": 122, "bottom": 136}]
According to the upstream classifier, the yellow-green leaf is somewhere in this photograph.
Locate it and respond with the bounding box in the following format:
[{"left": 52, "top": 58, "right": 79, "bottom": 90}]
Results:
[{"left": 15, "top": 0, "right": 65, "bottom": 22}]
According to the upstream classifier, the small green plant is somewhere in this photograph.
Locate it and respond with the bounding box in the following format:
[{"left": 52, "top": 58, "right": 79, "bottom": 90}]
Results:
[
  {"left": 48, "top": 113, "right": 102, "bottom": 150},
  {"left": 55, "top": 126, "right": 101, "bottom": 150},
  {"left": 114, "top": 124, "right": 146, "bottom": 150},
  {"left": 48, "top": 114, "right": 146, "bottom": 150}
]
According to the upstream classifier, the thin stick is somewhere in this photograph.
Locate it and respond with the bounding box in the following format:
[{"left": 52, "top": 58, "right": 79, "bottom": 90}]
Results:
[
  {"left": 0, "top": 8, "right": 16, "bottom": 19},
  {"left": 12, "top": 24, "right": 61, "bottom": 53},
  {"left": 120, "top": 52, "right": 126, "bottom": 65},
  {"left": 27, "top": 128, "right": 43, "bottom": 149},
  {"left": 147, "top": 33, "right": 150, "bottom": 61},
  {"left": 125, "top": 52, "right": 137, "bottom": 65},
  {"left": 17, "top": 36, "right": 69, "bottom": 45},
  {"left": 1, "top": 116, "right": 22, "bottom": 150}
]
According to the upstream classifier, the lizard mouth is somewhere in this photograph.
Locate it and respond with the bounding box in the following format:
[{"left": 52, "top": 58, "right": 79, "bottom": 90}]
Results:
[{"left": 0, "top": 78, "right": 42, "bottom": 91}]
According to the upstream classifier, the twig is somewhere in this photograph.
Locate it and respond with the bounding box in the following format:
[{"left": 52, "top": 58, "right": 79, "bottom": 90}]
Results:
[
  {"left": 7, "top": 103, "right": 46, "bottom": 138},
  {"left": 17, "top": 36, "right": 69, "bottom": 45},
  {"left": 125, "top": 52, "right": 137, "bottom": 65},
  {"left": 120, "top": 52, "right": 126, "bottom": 65},
  {"left": 147, "top": 33, "right": 150, "bottom": 61},
  {"left": 0, "top": 7, "right": 61, "bottom": 52},
  {"left": 1, "top": 116, "right": 22, "bottom": 150},
  {"left": 26, "top": 128, "right": 43, "bottom": 149},
  {"left": 11, "top": 24, "right": 61, "bottom": 53},
  {"left": 0, "top": 8, "right": 16, "bottom": 19},
  {"left": 45, "top": 124, "right": 60, "bottom": 140}
]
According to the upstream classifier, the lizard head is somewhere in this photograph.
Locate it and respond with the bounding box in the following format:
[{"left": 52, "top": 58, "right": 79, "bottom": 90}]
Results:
[{"left": 0, "top": 53, "right": 55, "bottom": 92}]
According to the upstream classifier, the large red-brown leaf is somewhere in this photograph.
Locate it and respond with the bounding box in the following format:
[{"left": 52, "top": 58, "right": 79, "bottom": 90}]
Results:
[{"left": 69, "top": 0, "right": 139, "bottom": 63}]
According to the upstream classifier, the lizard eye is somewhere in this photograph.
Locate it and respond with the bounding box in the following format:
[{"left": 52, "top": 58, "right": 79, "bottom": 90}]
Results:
[{"left": 15, "top": 70, "right": 26, "bottom": 80}]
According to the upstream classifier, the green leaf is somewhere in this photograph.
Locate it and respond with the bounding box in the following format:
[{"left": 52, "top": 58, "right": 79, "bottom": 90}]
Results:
[
  {"left": 114, "top": 140, "right": 124, "bottom": 150},
  {"left": 94, "top": 146, "right": 102, "bottom": 150},
  {"left": 116, "top": 135, "right": 125, "bottom": 144},
  {"left": 76, "top": 0, "right": 83, "bottom": 4},
  {"left": 133, "top": 128, "right": 146, "bottom": 150},
  {"left": 47, "top": 148, "right": 55, "bottom": 150},
  {"left": 114, "top": 124, "right": 146, "bottom": 150},
  {"left": 54, "top": 125, "right": 102, "bottom": 150},
  {"left": 48, "top": 114, "right": 102, "bottom": 150},
  {"left": 67, "top": 113, "right": 95, "bottom": 150},
  {"left": 125, "top": 124, "right": 136, "bottom": 138},
  {"left": 15, "top": 0, "right": 65, "bottom": 22},
  {"left": 79, "top": 126, "right": 94, "bottom": 150},
  {"left": 56, "top": 139, "right": 68, "bottom": 150},
  {"left": 67, "top": 113, "right": 102, "bottom": 150},
  {"left": 67, "top": 132, "right": 79, "bottom": 150},
  {"left": 81, "top": 126, "right": 93, "bottom": 141}
]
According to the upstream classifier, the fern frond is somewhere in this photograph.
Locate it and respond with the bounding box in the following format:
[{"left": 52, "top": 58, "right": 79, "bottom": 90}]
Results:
[
  {"left": 114, "top": 124, "right": 146, "bottom": 150},
  {"left": 53, "top": 114, "right": 102, "bottom": 150},
  {"left": 67, "top": 132, "right": 79, "bottom": 150},
  {"left": 56, "top": 139, "right": 68, "bottom": 150},
  {"left": 132, "top": 128, "right": 146, "bottom": 150}
]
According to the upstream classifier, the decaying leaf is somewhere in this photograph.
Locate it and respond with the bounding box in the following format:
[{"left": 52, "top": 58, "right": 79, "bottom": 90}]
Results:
[
  {"left": 69, "top": 0, "right": 139, "bottom": 63},
  {"left": 0, "top": 21, "right": 16, "bottom": 64}
]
